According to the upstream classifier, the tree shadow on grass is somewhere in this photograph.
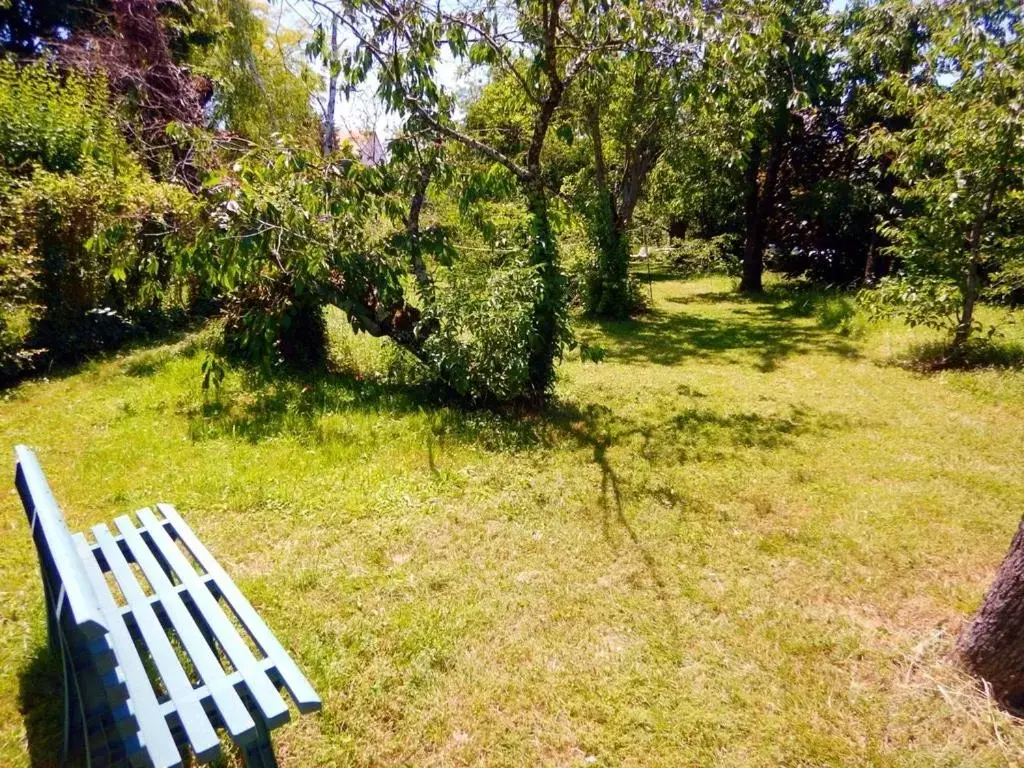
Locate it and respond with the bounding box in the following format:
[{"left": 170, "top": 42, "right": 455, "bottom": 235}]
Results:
[
  {"left": 19, "top": 642, "right": 64, "bottom": 768},
  {"left": 536, "top": 399, "right": 850, "bottom": 637},
  {"left": 179, "top": 357, "right": 852, "bottom": 663},
  {"left": 184, "top": 336, "right": 852, "bottom": 461},
  {"left": 633, "top": 268, "right": 697, "bottom": 284},
  {"left": 895, "top": 338, "right": 1024, "bottom": 372},
  {"left": 121, "top": 335, "right": 207, "bottom": 378},
  {"left": 585, "top": 280, "right": 864, "bottom": 372},
  {"left": 3, "top": 321, "right": 203, "bottom": 392},
  {"left": 186, "top": 368, "right": 449, "bottom": 444},
  {"left": 591, "top": 304, "right": 860, "bottom": 372}
]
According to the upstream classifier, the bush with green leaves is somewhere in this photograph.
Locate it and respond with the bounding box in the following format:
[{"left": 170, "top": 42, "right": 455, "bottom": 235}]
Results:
[
  {"left": 0, "top": 59, "right": 128, "bottom": 176},
  {"left": 423, "top": 257, "right": 544, "bottom": 403},
  {"left": 861, "top": 274, "right": 970, "bottom": 336},
  {"left": 670, "top": 235, "right": 742, "bottom": 277},
  {"left": 0, "top": 59, "right": 194, "bottom": 378}
]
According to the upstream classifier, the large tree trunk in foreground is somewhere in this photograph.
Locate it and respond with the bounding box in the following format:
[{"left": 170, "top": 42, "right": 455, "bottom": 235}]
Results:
[{"left": 960, "top": 517, "right": 1024, "bottom": 711}]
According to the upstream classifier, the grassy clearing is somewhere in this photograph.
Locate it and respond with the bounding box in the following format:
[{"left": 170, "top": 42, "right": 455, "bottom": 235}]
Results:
[{"left": 3, "top": 275, "right": 1024, "bottom": 766}]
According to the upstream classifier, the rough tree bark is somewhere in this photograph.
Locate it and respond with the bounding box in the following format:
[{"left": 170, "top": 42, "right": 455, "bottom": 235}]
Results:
[
  {"left": 740, "top": 140, "right": 764, "bottom": 293},
  {"left": 740, "top": 109, "right": 787, "bottom": 294},
  {"left": 960, "top": 516, "right": 1024, "bottom": 711}
]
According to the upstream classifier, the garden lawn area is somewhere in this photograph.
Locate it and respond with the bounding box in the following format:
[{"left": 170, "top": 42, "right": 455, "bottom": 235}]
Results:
[{"left": 5, "top": 275, "right": 1024, "bottom": 767}]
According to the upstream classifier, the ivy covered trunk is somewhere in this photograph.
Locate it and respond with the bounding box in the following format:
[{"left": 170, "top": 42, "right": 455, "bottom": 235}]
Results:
[
  {"left": 960, "top": 516, "right": 1024, "bottom": 711},
  {"left": 589, "top": 196, "right": 631, "bottom": 318},
  {"left": 525, "top": 182, "right": 563, "bottom": 403}
]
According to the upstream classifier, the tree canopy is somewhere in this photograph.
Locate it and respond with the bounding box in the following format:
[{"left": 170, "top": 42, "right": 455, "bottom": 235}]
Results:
[{"left": 0, "top": 0, "right": 1021, "bottom": 394}]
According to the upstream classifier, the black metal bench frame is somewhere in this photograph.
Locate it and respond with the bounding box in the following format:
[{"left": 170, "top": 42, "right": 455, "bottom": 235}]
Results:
[{"left": 15, "top": 445, "right": 321, "bottom": 767}]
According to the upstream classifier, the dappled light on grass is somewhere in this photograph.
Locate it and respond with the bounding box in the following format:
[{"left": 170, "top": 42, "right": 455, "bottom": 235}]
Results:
[
  {"left": 5, "top": 276, "right": 1024, "bottom": 766},
  {"left": 583, "top": 282, "right": 861, "bottom": 372}
]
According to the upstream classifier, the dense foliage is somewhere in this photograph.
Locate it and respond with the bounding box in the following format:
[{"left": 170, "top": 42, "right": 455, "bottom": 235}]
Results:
[
  {"left": 1, "top": 0, "right": 1021, "bottom": 395},
  {"left": 0, "top": 60, "right": 193, "bottom": 379},
  {"left": 864, "top": 0, "right": 1024, "bottom": 350}
]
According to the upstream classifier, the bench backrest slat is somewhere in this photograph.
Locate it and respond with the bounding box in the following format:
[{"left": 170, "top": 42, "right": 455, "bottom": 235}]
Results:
[{"left": 15, "top": 445, "right": 108, "bottom": 641}]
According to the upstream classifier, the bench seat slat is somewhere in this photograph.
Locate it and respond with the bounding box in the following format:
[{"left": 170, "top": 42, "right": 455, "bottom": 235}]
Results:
[
  {"left": 72, "top": 532, "right": 183, "bottom": 768},
  {"left": 156, "top": 504, "right": 322, "bottom": 714},
  {"left": 124, "top": 510, "right": 290, "bottom": 729},
  {"left": 119, "top": 574, "right": 216, "bottom": 617},
  {"left": 93, "top": 523, "right": 221, "bottom": 764},
  {"left": 113, "top": 513, "right": 258, "bottom": 745}
]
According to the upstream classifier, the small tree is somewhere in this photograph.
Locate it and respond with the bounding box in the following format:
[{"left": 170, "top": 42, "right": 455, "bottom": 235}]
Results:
[{"left": 867, "top": 0, "right": 1024, "bottom": 352}]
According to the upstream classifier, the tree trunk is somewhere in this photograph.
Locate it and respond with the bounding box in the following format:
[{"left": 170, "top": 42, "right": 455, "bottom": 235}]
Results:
[
  {"left": 322, "top": 15, "right": 339, "bottom": 156},
  {"left": 952, "top": 178, "right": 999, "bottom": 351},
  {"left": 952, "top": 258, "right": 979, "bottom": 351},
  {"left": 863, "top": 223, "right": 879, "bottom": 285},
  {"left": 740, "top": 140, "right": 764, "bottom": 293},
  {"left": 405, "top": 163, "right": 435, "bottom": 303},
  {"left": 741, "top": 109, "right": 787, "bottom": 294},
  {"left": 585, "top": 103, "right": 630, "bottom": 317},
  {"left": 591, "top": 212, "right": 631, "bottom": 317},
  {"left": 960, "top": 516, "right": 1024, "bottom": 711},
  {"left": 525, "top": 180, "right": 562, "bottom": 403}
]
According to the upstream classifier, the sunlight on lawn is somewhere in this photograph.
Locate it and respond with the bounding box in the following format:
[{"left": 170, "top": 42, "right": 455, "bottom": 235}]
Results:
[{"left": 3, "top": 276, "right": 1024, "bottom": 766}]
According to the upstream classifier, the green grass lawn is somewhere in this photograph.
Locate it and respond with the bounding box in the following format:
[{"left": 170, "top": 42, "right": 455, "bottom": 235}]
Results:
[{"left": 4, "top": 275, "right": 1024, "bottom": 766}]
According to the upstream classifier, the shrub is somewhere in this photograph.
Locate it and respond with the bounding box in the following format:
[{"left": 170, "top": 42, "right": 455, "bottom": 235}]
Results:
[
  {"left": 561, "top": 229, "right": 646, "bottom": 316},
  {"left": 861, "top": 274, "right": 966, "bottom": 336},
  {"left": 669, "top": 234, "right": 741, "bottom": 277},
  {"left": 0, "top": 60, "right": 196, "bottom": 379},
  {"left": 423, "top": 258, "right": 543, "bottom": 402},
  {"left": 0, "top": 59, "right": 128, "bottom": 176}
]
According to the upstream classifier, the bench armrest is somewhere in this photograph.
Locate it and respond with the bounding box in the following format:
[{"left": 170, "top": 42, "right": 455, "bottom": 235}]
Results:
[{"left": 15, "top": 445, "right": 108, "bottom": 641}]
